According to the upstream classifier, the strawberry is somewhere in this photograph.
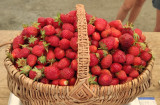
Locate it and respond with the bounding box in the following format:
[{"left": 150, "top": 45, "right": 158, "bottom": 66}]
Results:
[
  {"left": 59, "top": 79, "right": 68, "bottom": 86},
  {"left": 57, "top": 58, "right": 70, "bottom": 69},
  {"left": 20, "top": 65, "right": 31, "bottom": 74},
  {"left": 27, "top": 54, "right": 37, "bottom": 67},
  {"left": 68, "top": 10, "right": 77, "bottom": 17},
  {"left": 98, "top": 74, "right": 112, "bottom": 86},
  {"left": 96, "top": 50, "right": 108, "bottom": 59},
  {"left": 110, "top": 63, "right": 122, "bottom": 73},
  {"left": 37, "top": 55, "right": 47, "bottom": 65},
  {"left": 129, "top": 69, "right": 139, "bottom": 78},
  {"left": 113, "top": 50, "right": 126, "bottom": 63},
  {"left": 101, "top": 29, "right": 111, "bottom": 38},
  {"left": 61, "top": 30, "right": 74, "bottom": 40},
  {"left": 45, "top": 35, "right": 60, "bottom": 47},
  {"left": 119, "top": 33, "right": 134, "bottom": 50},
  {"left": 74, "top": 32, "right": 78, "bottom": 37},
  {"left": 38, "top": 17, "right": 46, "bottom": 27},
  {"left": 28, "top": 36, "right": 39, "bottom": 47},
  {"left": 13, "top": 35, "right": 24, "bottom": 49},
  {"left": 128, "top": 46, "right": 140, "bottom": 56},
  {"left": 120, "top": 77, "right": 133, "bottom": 84},
  {"left": 91, "top": 40, "right": 99, "bottom": 47},
  {"left": 86, "top": 14, "right": 93, "bottom": 23},
  {"left": 66, "top": 50, "right": 76, "bottom": 59},
  {"left": 90, "top": 53, "right": 99, "bottom": 67},
  {"left": 141, "top": 60, "right": 146, "bottom": 67},
  {"left": 16, "top": 58, "right": 27, "bottom": 67},
  {"left": 44, "top": 66, "right": 60, "bottom": 80},
  {"left": 61, "top": 13, "right": 75, "bottom": 24},
  {"left": 116, "top": 70, "right": 127, "bottom": 80},
  {"left": 89, "top": 45, "right": 97, "bottom": 53},
  {"left": 11, "top": 48, "right": 21, "bottom": 59},
  {"left": 133, "top": 57, "right": 142, "bottom": 66},
  {"left": 100, "top": 69, "right": 112, "bottom": 77},
  {"left": 53, "top": 19, "right": 61, "bottom": 28},
  {"left": 99, "top": 36, "right": 115, "bottom": 50},
  {"left": 45, "top": 17, "right": 54, "bottom": 25},
  {"left": 70, "top": 37, "right": 78, "bottom": 51},
  {"left": 69, "top": 77, "right": 76, "bottom": 86},
  {"left": 88, "top": 24, "right": 95, "bottom": 35},
  {"left": 113, "top": 38, "right": 119, "bottom": 49},
  {"left": 73, "top": 21, "right": 77, "bottom": 30},
  {"left": 101, "top": 54, "right": 112, "bottom": 69},
  {"left": 91, "top": 65, "right": 101, "bottom": 76},
  {"left": 109, "top": 20, "right": 123, "bottom": 30},
  {"left": 51, "top": 79, "right": 59, "bottom": 85},
  {"left": 62, "top": 23, "right": 75, "bottom": 32},
  {"left": 43, "top": 25, "right": 55, "bottom": 36},
  {"left": 55, "top": 28, "right": 62, "bottom": 37},
  {"left": 88, "top": 75, "right": 98, "bottom": 85},
  {"left": 125, "top": 54, "right": 134, "bottom": 65},
  {"left": 26, "top": 26, "right": 38, "bottom": 38},
  {"left": 60, "top": 67, "right": 75, "bottom": 79},
  {"left": 59, "top": 39, "right": 70, "bottom": 50},
  {"left": 111, "top": 27, "right": 122, "bottom": 38},
  {"left": 110, "top": 78, "right": 119, "bottom": 85},
  {"left": 123, "top": 65, "right": 132, "bottom": 74},
  {"left": 17, "top": 48, "right": 30, "bottom": 58},
  {"left": 71, "top": 59, "right": 77, "bottom": 71},
  {"left": 94, "top": 18, "right": 107, "bottom": 31},
  {"left": 40, "top": 78, "right": 49, "bottom": 84},
  {"left": 52, "top": 62, "right": 59, "bottom": 67},
  {"left": 46, "top": 49, "right": 56, "bottom": 64},
  {"left": 92, "top": 32, "right": 101, "bottom": 41},
  {"left": 140, "top": 34, "right": 146, "bottom": 42},
  {"left": 54, "top": 47, "right": 65, "bottom": 59},
  {"left": 134, "top": 28, "right": 142, "bottom": 37},
  {"left": 35, "top": 65, "right": 44, "bottom": 70},
  {"left": 32, "top": 45, "right": 45, "bottom": 57},
  {"left": 140, "top": 51, "right": 152, "bottom": 62},
  {"left": 121, "top": 23, "right": 134, "bottom": 35},
  {"left": 135, "top": 42, "right": 146, "bottom": 52},
  {"left": 29, "top": 67, "right": 42, "bottom": 80}
]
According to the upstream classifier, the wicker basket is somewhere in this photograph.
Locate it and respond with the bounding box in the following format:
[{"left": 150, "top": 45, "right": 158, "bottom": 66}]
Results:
[{"left": 4, "top": 4, "right": 154, "bottom": 105}]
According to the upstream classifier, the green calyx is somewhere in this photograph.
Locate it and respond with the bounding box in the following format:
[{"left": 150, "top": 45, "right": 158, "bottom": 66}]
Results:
[
  {"left": 32, "top": 67, "right": 42, "bottom": 80},
  {"left": 133, "top": 32, "right": 140, "bottom": 44},
  {"left": 38, "top": 56, "right": 46, "bottom": 64},
  {"left": 95, "top": 53, "right": 100, "bottom": 60},
  {"left": 40, "top": 30, "right": 46, "bottom": 40},
  {"left": 123, "top": 22, "right": 134, "bottom": 29},
  {"left": 16, "top": 58, "right": 27, "bottom": 67},
  {"left": 89, "top": 16, "right": 96, "bottom": 25},
  {"left": 32, "top": 22, "right": 40, "bottom": 29},
  {"left": 138, "top": 42, "right": 146, "bottom": 50},
  {"left": 54, "top": 13, "right": 62, "bottom": 26},
  {"left": 22, "top": 24, "right": 29, "bottom": 28},
  {"left": 42, "top": 41, "right": 50, "bottom": 52},
  {"left": 48, "top": 59, "right": 56, "bottom": 64},
  {"left": 133, "top": 65, "right": 145, "bottom": 73},
  {"left": 88, "top": 75, "right": 98, "bottom": 85},
  {"left": 103, "top": 50, "right": 108, "bottom": 57},
  {"left": 28, "top": 36, "right": 37, "bottom": 44},
  {"left": 20, "top": 65, "right": 31, "bottom": 74},
  {"left": 99, "top": 42, "right": 108, "bottom": 50},
  {"left": 7, "top": 52, "right": 14, "bottom": 62}
]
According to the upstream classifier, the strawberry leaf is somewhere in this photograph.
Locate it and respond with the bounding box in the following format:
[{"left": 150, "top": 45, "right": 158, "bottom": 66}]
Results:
[
  {"left": 38, "top": 56, "right": 46, "bottom": 64},
  {"left": 22, "top": 24, "right": 28, "bottom": 28},
  {"left": 103, "top": 50, "right": 108, "bottom": 57},
  {"left": 54, "top": 13, "right": 62, "bottom": 26},
  {"left": 32, "top": 22, "right": 40, "bottom": 29},
  {"left": 40, "top": 30, "right": 46, "bottom": 40},
  {"left": 133, "top": 32, "right": 140, "bottom": 44},
  {"left": 99, "top": 42, "right": 108, "bottom": 50},
  {"left": 28, "top": 36, "right": 37, "bottom": 44}
]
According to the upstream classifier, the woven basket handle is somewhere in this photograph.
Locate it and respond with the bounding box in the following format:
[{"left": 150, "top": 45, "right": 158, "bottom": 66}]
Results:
[{"left": 69, "top": 4, "right": 95, "bottom": 101}]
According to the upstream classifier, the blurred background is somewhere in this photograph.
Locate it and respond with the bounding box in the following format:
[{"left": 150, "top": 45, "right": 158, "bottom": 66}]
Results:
[{"left": 0, "top": 0, "right": 156, "bottom": 31}]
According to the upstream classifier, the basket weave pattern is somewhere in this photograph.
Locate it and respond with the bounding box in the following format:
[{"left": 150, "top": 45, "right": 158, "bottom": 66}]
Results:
[{"left": 4, "top": 4, "right": 154, "bottom": 105}]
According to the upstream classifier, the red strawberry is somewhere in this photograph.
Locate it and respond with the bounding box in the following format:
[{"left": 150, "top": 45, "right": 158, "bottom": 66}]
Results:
[
  {"left": 51, "top": 79, "right": 59, "bottom": 85},
  {"left": 111, "top": 27, "right": 122, "bottom": 38},
  {"left": 86, "top": 14, "right": 93, "bottom": 23},
  {"left": 141, "top": 60, "right": 146, "bottom": 67},
  {"left": 29, "top": 68, "right": 42, "bottom": 80},
  {"left": 13, "top": 35, "right": 24, "bottom": 49},
  {"left": 73, "top": 20, "right": 77, "bottom": 30},
  {"left": 126, "top": 54, "right": 134, "bottom": 65},
  {"left": 55, "top": 28, "right": 62, "bottom": 37},
  {"left": 32, "top": 45, "right": 45, "bottom": 57},
  {"left": 46, "top": 49, "right": 56, "bottom": 64},
  {"left": 74, "top": 32, "right": 78, "bottom": 37},
  {"left": 113, "top": 38, "right": 119, "bottom": 49},
  {"left": 140, "top": 51, "right": 152, "bottom": 62},
  {"left": 109, "top": 20, "right": 123, "bottom": 30},
  {"left": 28, "top": 36, "right": 39, "bottom": 47},
  {"left": 52, "top": 62, "right": 59, "bottom": 67},
  {"left": 54, "top": 47, "right": 65, "bottom": 59},
  {"left": 116, "top": 70, "right": 127, "bottom": 80},
  {"left": 123, "top": 65, "right": 132, "bottom": 74},
  {"left": 140, "top": 34, "right": 146, "bottom": 42},
  {"left": 128, "top": 46, "right": 140, "bottom": 56},
  {"left": 59, "top": 79, "right": 68, "bottom": 86},
  {"left": 88, "top": 24, "right": 95, "bottom": 35},
  {"left": 129, "top": 69, "right": 139, "bottom": 78},
  {"left": 59, "top": 39, "right": 70, "bottom": 50},
  {"left": 16, "top": 58, "right": 27, "bottom": 67},
  {"left": 89, "top": 45, "right": 97, "bottom": 53},
  {"left": 94, "top": 18, "right": 107, "bottom": 31},
  {"left": 40, "top": 78, "right": 49, "bottom": 84},
  {"left": 27, "top": 54, "right": 37, "bottom": 67},
  {"left": 62, "top": 23, "right": 75, "bottom": 32},
  {"left": 96, "top": 50, "right": 108, "bottom": 59},
  {"left": 113, "top": 50, "right": 126, "bottom": 63},
  {"left": 133, "top": 57, "right": 142, "bottom": 66},
  {"left": 90, "top": 53, "right": 99, "bottom": 67},
  {"left": 101, "top": 29, "right": 111, "bottom": 38},
  {"left": 121, "top": 23, "right": 134, "bottom": 35},
  {"left": 35, "top": 65, "right": 44, "bottom": 70},
  {"left": 37, "top": 55, "right": 47, "bottom": 65},
  {"left": 45, "top": 35, "right": 60, "bottom": 47},
  {"left": 57, "top": 58, "right": 70, "bottom": 69},
  {"left": 17, "top": 48, "right": 30, "bottom": 58},
  {"left": 61, "top": 30, "right": 74, "bottom": 40},
  {"left": 45, "top": 17, "right": 54, "bottom": 25},
  {"left": 43, "top": 25, "right": 55, "bottom": 36},
  {"left": 134, "top": 28, "right": 142, "bottom": 37},
  {"left": 60, "top": 13, "right": 75, "bottom": 24},
  {"left": 66, "top": 50, "right": 77, "bottom": 59},
  {"left": 105, "top": 23, "right": 110, "bottom": 30},
  {"left": 11, "top": 48, "right": 21, "bottom": 59},
  {"left": 98, "top": 74, "right": 112, "bottom": 86},
  {"left": 99, "top": 36, "right": 115, "bottom": 50},
  {"left": 26, "top": 26, "right": 38, "bottom": 37},
  {"left": 100, "top": 69, "right": 112, "bottom": 77},
  {"left": 91, "top": 65, "right": 101, "bottom": 76},
  {"left": 60, "top": 67, "right": 75, "bottom": 79},
  {"left": 53, "top": 19, "right": 60, "bottom": 28},
  {"left": 70, "top": 37, "right": 78, "bottom": 51},
  {"left": 120, "top": 77, "right": 133, "bottom": 84},
  {"left": 71, "top": 59, "right": 77, "bottom": 71},
  {"left": 69, "top": 77, "right": 76, "bottom": 86},
  {"left": 38, "top": 17, "right": 46, "bottom": 27},
  {"left": 110, "top": 78, "right": 119, "bottom": 85},
  {"left": 110, "top": 63, "right": 122, "bottom": 73},
  {"left": 68, "top": 10, "right": 77, "bottom": 17},
  {"left": 91, "top": 40, "right": 99, "bottom": 47},
  {"left": 92, "top": 32, "right": 101, "bottom": 41},
  {"left": 44, "top": 66, "right": 60, "bottom": 80},
  {"left": 119, "top": 33, "right": 134, "bottom": 49},
  {"left": 101, "top": 54, "right": 112, "bottom": 69}
]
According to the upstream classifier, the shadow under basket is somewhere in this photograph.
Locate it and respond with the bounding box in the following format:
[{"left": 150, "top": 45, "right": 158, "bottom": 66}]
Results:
[{"left": 4, "top": 4, "right": 154, "bottom": 105}]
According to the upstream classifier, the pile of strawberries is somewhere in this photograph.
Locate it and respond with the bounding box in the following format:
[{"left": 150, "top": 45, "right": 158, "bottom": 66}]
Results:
[{"left": 8, "top": 10, "right": 153, "bottom": 86}]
